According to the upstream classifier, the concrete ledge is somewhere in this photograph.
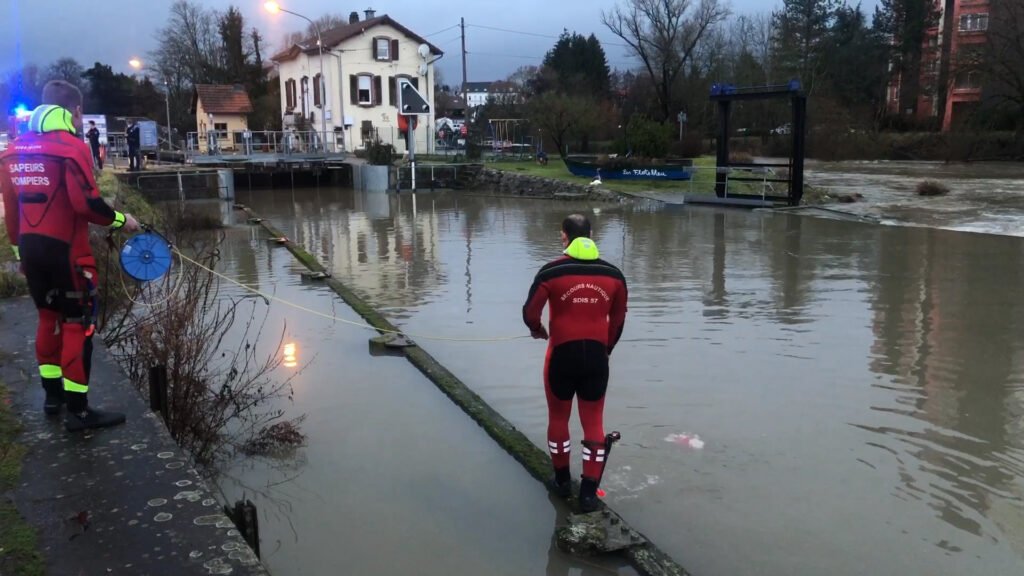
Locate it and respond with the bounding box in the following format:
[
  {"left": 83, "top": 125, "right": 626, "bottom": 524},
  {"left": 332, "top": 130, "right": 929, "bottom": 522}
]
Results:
[
  {"left": 238, "top": 205, "right": 690, "bottom": 576},
  {"left": 0, "top": 298, "right": 268, "bottom": 576}
]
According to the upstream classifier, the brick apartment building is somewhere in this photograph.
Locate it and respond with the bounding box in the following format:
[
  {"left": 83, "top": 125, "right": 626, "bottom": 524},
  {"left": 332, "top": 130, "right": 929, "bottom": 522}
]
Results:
[{"left": 886, "top": 0, "right": 991, "bottom": 131}]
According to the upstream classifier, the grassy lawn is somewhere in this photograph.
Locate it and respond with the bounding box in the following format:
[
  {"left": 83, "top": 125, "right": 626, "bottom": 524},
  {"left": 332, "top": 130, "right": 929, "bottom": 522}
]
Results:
[
  {"left": 487, "top": 156, "right": 781, "bottom": 197},
  {"left": 0, "top": 380, "right": 44, "bottom": 576}
]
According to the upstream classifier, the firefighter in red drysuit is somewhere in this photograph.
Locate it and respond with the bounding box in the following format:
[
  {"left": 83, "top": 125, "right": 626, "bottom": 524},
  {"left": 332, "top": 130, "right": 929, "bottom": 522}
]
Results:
[
  {"left": 523, "top": 214, "right": 628, "bottom": 512},
  {"left": 1, "top": 80, "right": 139, "bottom": 432}
]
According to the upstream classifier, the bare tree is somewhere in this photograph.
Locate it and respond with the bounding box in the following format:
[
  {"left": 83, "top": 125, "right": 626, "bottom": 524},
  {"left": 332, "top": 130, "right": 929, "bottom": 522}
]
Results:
[
  {"left": 506, "top": 65, "right": 540, "bottom": 97},
  {"left": 603, "top": 0, "right": 730, "bottom": 122},
  {"left": 527, "top": 93, "right": 600, "bottom": 158},
  {"left": 151, "top": 0, "right": 222, "bottom": 86},
  {"left": 46, "top": 58, "right": 85, "bottom": 88},
  {"left": 148, "top": 1, "right": 227, "bottom": 140},
  {"left": 735, "top": 13, "right": 774, "bottom": 83},
  {"left": 283, "top": 13, "right": 350, "bottom": 47}
]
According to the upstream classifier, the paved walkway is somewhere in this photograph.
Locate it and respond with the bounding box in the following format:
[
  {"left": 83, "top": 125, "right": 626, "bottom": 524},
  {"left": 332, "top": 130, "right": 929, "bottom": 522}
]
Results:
[{"left": 0, "top": 297, "right": 267, "bottom": 576}]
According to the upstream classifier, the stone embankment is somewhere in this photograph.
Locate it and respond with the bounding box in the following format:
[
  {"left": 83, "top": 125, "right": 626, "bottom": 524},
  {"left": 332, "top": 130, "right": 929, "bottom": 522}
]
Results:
[{"left": 469, "top": 168, "right": 624, "bottom": 202}]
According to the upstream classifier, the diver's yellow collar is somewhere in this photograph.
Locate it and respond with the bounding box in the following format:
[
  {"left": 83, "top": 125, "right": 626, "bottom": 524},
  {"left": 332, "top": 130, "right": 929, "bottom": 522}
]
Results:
[
  {"left": 28, "top": 105, "right": 76, "bottom": 135},
  {"left": 563, "top": 237, "right": 599, "bottom": 261}
]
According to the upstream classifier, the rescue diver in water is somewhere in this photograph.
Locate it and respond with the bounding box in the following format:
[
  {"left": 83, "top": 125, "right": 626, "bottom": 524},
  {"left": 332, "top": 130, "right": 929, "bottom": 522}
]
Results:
[
  {"left": 1, "top": 80, "right": 140, "bottom": 432},
  {"left": 523, "top": 214, "right": 628, "bottom": 512}
]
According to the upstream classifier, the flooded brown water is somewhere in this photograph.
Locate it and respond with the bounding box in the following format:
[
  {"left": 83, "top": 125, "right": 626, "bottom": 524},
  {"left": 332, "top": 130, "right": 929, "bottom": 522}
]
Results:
[
  {"left": 214, "top": 180, "right": 1024, "bottom": 576},
  {"left": 805, "top": 160, "right": 1024, "bottom": 236},
  {"left": 211, "top": 223, "right": 637, "bottom": 575}
]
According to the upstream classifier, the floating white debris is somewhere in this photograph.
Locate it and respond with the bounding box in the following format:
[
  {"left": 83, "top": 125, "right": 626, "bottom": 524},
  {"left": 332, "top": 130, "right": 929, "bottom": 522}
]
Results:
[{"left": 664, "top": 433, "right": 704, "bottom": 450}]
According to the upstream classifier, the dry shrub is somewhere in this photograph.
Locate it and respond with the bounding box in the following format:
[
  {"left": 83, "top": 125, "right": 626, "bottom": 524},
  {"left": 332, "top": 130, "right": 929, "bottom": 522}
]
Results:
[
  {"left": 729, "top": 151, "right": 755, "bottom": 164},
  {"left": 102, "top": 216, "right": 304, "bottom": 467},
  {"left": 916, "top": 180, "right": 950, "bottom": 197},
  {"left": 0, "top": 222, "right": 28, "bottom": 299},
  {"left": 242, "top": 418, "right": 307, "bottom": 457}
]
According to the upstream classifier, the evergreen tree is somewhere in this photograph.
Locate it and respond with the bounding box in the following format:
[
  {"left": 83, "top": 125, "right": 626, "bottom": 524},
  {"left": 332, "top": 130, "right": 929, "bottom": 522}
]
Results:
[
  {"left": 772, "top": 0, "right": 839, "bottom": 94},
  {"left": 540, "top": 31, "right": 611, "bottom": 98},
  {"left": 218, "top": 6, "right": 248, "bottom": 83},
  {"left": 873, "top": 0, "right": 939, "bottom": 120},
  {"left": 826, "top": 4, "right": 888, "bottom": 123},
  {"left": 81, "top": 62, "right": 136, "bottom": 116}
]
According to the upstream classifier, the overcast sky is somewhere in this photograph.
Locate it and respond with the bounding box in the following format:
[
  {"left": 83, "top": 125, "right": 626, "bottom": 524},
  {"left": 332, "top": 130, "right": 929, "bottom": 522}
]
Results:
[{"left": 2, "top": 0, "right": 881, "bottom": 86}]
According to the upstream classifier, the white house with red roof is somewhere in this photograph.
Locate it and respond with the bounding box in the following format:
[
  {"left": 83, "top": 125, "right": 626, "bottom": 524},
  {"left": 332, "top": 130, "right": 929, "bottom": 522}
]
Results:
[{"left": 271, "top": 9, "right": 443, "bottom": 153}]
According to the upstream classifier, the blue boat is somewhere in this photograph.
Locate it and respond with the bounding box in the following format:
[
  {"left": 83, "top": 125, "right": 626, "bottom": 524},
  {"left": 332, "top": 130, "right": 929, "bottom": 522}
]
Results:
[{"left": 564, "top": 156, "right": 693, "bottom": 181}]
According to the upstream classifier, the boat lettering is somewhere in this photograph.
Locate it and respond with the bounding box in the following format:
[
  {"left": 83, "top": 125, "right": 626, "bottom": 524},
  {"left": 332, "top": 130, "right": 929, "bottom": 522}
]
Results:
[{"left": 621, "top": 169, "right": 668, "bottom": 177}]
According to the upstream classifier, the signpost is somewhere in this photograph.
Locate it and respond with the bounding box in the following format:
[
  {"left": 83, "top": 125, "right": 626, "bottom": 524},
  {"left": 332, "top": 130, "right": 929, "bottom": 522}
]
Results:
[
  {"left": 677, "top": 111, "right": 687, "bottom": 141},
  {"left": 397, "top": 80, "right": 432, "bottom": 191},
  {"left": 82, "top": 114, "right": 108, "bottom": 146},
  {"left": 138, "top": 120, "right": 159, "bottom": 151}
]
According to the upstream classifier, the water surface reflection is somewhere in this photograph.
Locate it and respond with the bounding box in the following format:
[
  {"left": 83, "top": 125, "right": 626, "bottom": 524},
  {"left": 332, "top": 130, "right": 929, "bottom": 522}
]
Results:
[{"left": 222, "top": 187, "right": 1024, "bottom": 576}]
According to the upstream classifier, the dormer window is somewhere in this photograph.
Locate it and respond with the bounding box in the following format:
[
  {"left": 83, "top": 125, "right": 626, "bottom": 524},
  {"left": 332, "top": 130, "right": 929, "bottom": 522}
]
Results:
[{"left": 374, "top": 37, "right": 399, "bottom": 61}]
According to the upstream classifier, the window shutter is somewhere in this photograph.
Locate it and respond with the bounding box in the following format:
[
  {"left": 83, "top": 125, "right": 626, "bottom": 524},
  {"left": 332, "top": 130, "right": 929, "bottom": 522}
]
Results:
[
  {"left": 391, "top": 39, "right": 399, "bottom": 61},
  {"left": 314, "top": 74, "right": 321, "bottom": 107},
  {"left": 350, "top": 75, "right": 358, "bottom": 105},
  {"left": 285, "top": 80, "right": 292, "bottom": 109},
  {"left": 389, "top": 77, "right": 397, "bottom": 106},
  {"left": 373, "top": 75, "right": 383, "bottom": 106},
  {"left": 371, "top": 37, "right": 378, "bottom": 59}
]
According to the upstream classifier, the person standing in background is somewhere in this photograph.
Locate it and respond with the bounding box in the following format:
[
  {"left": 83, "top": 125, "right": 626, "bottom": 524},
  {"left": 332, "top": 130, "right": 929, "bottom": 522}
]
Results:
[{"left": 85, "top": 120, "right": 102, "bottom": 170}]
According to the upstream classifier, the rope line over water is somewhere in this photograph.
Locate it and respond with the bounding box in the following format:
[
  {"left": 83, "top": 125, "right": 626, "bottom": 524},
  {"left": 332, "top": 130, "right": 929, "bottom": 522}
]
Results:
[{"left": 171, "top": 249, "right": 531, "bottom": 344}]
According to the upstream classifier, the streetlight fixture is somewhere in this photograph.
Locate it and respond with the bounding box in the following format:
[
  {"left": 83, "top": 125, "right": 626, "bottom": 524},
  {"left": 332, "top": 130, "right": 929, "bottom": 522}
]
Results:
[
  {"left": 264, "top": 1, "right": 329, "bottom": 152},
  {"left": 128, "top": 58, "right": 173, "bottom": 154}
]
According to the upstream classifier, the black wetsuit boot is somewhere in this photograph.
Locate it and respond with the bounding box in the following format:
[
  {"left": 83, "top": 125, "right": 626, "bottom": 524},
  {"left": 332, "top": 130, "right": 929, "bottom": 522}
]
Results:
[
  {"left": 549, "top": 466, "right": 571, "bottom": 498},
  {"left": 64, "top": 392, "right": 126, "bottom": 432},
  {"left": 42, "top": 377, "right": 64, "bottom": 415},
  {"left": 579, "top": 477, "right": 605, "bottom": 513}
]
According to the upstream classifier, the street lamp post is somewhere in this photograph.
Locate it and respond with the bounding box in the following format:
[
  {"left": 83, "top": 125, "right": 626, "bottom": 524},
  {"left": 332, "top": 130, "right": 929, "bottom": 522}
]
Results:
[
  {"left": 129, "top": 58, "right": 173, "bottom": 154},
  {"left": 265, "top": 1, "right": 329, "bottom": 152}
]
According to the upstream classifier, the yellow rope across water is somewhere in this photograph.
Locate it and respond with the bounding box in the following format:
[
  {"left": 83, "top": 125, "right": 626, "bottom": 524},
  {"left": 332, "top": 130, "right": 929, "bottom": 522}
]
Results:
[{"left": 172, "top": 249, "right": 531, "bottom": 344}]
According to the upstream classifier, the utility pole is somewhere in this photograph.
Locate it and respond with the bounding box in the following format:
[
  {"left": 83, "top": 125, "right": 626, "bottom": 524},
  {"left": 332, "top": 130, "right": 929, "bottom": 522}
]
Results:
[{"left": 460, "top": 17, "right": 468, "bottom": 102}]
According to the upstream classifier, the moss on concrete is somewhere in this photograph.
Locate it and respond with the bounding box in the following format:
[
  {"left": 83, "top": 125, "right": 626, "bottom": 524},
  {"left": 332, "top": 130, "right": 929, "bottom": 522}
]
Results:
[
  {"left": 0, "top": 382, "right": 45, "bottom": 576},
  {"left": 237, "top": 204, "right": 692, "bottom": 576}
]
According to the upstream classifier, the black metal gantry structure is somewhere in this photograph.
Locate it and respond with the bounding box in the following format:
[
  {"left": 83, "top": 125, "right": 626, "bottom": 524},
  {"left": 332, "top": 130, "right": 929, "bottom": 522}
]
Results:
[{"left": 710, "top": 81, "right": 807, "bottom": 206}]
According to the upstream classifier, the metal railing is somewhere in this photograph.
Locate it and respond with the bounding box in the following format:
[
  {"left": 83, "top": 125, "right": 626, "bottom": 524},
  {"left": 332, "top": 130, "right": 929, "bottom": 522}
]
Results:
[
  {"left": 128, "top": 171, "right": 232, "bottom": 204},
  {"left": 184, "top": 130, "right": 346, "bottom": 158},
  {"left": 395, "top": 163, "right": 480, "bottom": 190}
]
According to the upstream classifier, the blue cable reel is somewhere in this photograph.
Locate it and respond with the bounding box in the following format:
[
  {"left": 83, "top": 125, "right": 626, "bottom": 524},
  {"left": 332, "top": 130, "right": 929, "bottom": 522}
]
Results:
[{"left": 119, "top": 230, "right": 174, "bottom": 282}]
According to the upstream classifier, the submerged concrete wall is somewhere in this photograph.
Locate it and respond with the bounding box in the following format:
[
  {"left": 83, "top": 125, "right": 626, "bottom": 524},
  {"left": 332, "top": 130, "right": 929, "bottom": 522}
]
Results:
[{"left": 360, "top": 165, "right": 391, "bottom": 191}]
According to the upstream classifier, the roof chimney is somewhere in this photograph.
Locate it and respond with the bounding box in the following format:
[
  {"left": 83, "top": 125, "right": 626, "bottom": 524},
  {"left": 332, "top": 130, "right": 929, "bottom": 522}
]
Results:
[
  {"left": 349, "top": 11, "right": 359, "bottom": 24},
  {"left": 364, "top": 8, "right": 376, "bottom": 20}
]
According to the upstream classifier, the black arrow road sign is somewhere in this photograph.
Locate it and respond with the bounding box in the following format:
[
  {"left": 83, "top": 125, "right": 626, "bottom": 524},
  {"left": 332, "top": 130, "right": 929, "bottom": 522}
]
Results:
[{"left": 398, "top": 80, "right": 431, "bottom": 115}]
